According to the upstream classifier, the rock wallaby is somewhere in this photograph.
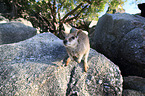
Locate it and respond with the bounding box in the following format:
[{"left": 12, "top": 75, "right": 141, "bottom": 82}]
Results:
[{"left": 63, "top": 27, "right": 90, "bottom": 72}]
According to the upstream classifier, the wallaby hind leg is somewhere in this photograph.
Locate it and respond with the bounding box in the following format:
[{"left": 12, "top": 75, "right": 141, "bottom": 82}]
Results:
[
  {"left": 66, "top": 57, "right": 71, "bottom": 66},
  {"left": 84, "top": 50, "right": 89, "bottom": 72}
]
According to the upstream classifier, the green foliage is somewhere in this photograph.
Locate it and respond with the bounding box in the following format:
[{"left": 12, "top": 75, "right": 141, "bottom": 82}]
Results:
[
  {"left": 22, "top": 0, "right": 125, "bottom": 21},
  {"left": 3, "top": 0, "right": 126, "bottom": 38}
]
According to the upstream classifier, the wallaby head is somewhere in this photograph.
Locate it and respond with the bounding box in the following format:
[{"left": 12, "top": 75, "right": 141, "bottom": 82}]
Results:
[{"left": 63, "top": 30, "right": 79, "bottom": 48}]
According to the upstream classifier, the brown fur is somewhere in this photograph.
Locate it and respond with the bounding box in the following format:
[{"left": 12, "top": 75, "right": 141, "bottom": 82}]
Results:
[{"left": 63, "top": 30, "right": 90, "bottom": 72}]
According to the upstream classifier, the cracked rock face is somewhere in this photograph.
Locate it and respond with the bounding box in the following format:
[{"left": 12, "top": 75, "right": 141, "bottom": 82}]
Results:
[
  {"left": 0, "top": 33, "right": 123, "bottom": 96},
  {"left": 90, "top": 13, "right": 145, "bottom": 77}
]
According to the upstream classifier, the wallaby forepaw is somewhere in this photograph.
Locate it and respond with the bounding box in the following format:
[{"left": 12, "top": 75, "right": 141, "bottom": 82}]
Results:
[
  {"left": 84, "top": 67, "right": 87, "bottom": 72},
  {"left": 84, "top": 64, "right": 88, "bottom": 72},
  {"left": 65, "top": 62, "right": 69, "bottom": 66}
]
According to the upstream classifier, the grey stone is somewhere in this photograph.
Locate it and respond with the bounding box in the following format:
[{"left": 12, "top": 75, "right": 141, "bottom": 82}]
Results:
[
  {"left": 11, "top": 18, "right": 33, "bottom": 27},
  {"left": 123, "top": 89, "right": 144, "bottom": 96},
  {"left": 123, "top": 76, "right": 145, "bottom": 94},
  {"left": 90, "top": 13, "right": 145, "bottom": 77},
  {"left": 0, "top": 22, "right": 36, "bottom": 44},
  {"left": 0, "top": 15, "right": 9, "bottom": 23},
  {"left": 0, "top": 33, "right": 123, "bottom": 96}
]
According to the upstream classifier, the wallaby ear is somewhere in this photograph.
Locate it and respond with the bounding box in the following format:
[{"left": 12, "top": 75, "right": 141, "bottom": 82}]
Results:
[
  {"left": 70, "top": 28, "right": 77, "bottom": 33},
  {"left": 74, "top": 29, "right": 81, "bottom": 37},
  {"left": 61, "top": 30, "right": 68, "bottom": 37}
]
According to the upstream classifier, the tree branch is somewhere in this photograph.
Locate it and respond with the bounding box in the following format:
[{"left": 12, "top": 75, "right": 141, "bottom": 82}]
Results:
[
  {"left": 58, "top": 0, "right": 65, "bottom": 21},
  {"left": 65, "top": 5, "right": 88, "bottom": 23},
  {"left": 53, "top": 0, "right": 56, "bottom": 21},
  {"left": 61, "top": 2, "right": 83, "bottom": 22},
  {"left": 84, "top": 0, "right": 92, "bottom": 4},
  {"left": 48, "top": 1, "right": 53, "bottom": 15},
  {"left": 48, "top": 1, "right": 57, "bottom": 33},
  {"left": 59, "top": 0, "right": 65, "bottom": 10}
]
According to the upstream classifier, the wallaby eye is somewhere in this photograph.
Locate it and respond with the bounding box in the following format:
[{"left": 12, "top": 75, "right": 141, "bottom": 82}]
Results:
[
  {"left": 69, "top": 36, "right": 75, "bottom": 42},
  {"left": 71, "top": 36, "right": 75, "bottom": 39}
]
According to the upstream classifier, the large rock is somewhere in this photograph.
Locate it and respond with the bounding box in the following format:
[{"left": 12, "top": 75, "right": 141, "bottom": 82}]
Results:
[
  {"left": 0, "top": 33, "right": 123, "bottom": 96},
  {"left": 138, "top": 3, "right": 145, "bottom": 17},
  {"left": 11, "top": 18, "right": 33, "bottom": 27},
  {"left": 90, "top": 13, "right": 145, "bottom": 77},
  {"left": 0, "top": 16, "right": 9, "bottom": 23},
  {"left": 123, "top": 89, "right": 144, "bottom": 96},
  {"left": 0, "top": 22, "right": 36, "bottom": 44},
  {"left": 123, "top": 76, "right": 145, "bottom": 94}
]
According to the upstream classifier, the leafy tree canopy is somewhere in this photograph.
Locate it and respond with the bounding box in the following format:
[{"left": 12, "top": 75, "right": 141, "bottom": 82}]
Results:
[{"left": 0, "top": 0, "right": 135, "bottom": 38}]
